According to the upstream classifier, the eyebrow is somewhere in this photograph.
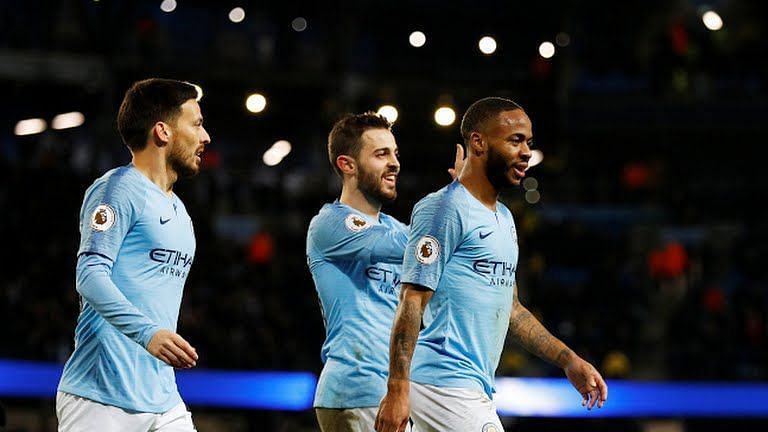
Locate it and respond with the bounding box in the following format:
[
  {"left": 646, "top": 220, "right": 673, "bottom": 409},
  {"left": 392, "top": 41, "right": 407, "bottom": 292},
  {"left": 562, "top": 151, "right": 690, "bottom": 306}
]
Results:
[
  {"left": 374, "top": 146, "right": 398, "bottom": 153},
  {"left": 508, "top": 133, "right": 531, "bottom": 140}
]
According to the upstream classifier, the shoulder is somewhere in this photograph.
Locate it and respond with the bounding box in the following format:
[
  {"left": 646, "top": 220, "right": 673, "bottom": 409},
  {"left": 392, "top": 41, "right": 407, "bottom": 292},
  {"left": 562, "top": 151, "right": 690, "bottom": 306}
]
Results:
[
  {"left": 309, "top": 203, "right": 341, "bottom": 230},
  {"left": 82, "top": 166, "right": 148, "bottom": 217},
  {"left": 86, "top": 166, "right": 145, "bottom": 199},
  {"left": 413, "top": 181, "right": 466, "bottom": 217},
  {"left": 329, "top": 203, "right": 372, "bottom": 230},
  {"left": 308, "top": 202, "right": 370, "bottom": 237}
]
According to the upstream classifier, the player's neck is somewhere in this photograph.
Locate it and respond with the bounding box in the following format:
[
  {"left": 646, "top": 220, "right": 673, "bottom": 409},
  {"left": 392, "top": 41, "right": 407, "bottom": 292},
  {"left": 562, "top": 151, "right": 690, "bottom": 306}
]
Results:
[
  {"left": 131, "top": 150, "right": 177, "bottom": 196},
  {"left": 339, "top": 185, "right": 381, "bottom": 218},
  {"left": 459, "top": 163, "right": 498, "bottom": 211}
]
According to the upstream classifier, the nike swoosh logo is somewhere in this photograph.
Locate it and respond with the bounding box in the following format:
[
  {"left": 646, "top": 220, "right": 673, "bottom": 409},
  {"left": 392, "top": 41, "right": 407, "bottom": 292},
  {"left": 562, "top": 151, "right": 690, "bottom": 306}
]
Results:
[
  {"left": 479, "top": 231, "right": 493, "bottom": 239},
  {"left": 160, "top": 217, "right": 172, "bottom": 225}
]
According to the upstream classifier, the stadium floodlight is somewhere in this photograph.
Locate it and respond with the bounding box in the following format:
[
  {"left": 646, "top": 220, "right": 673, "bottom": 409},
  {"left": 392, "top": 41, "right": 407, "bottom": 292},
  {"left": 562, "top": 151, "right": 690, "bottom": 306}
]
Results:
[
  {"left": 702, "top": 10, "right": 723, "bottom": 31},
  {"left": 52, "top": 112, "right": 85, "bottom": 130},
  {"left": 539, "top": 41, "right": 555, "bottom": 59},
  {"left": 160, "top": 0, "right": 176, "bottom": 13},
  {"left": 246, "top": 93, "right": 267, "bottom": 113},
  {"left": 292, "top": 17, "right": 308, "bottom": 32},
  {"left": 479, "top": 36, "right": 497, "bottom": 55},
  {"left": 434, "top": 107, "right": 456, "bottom": 126},
  {"left": 377, "top": 105, "right": 399, "bottom": 123},
  {"left": 14, "top": 118, "right": 47, "bottom": 136},
  {"left": 229, "top": 7, "right": 245, "bottom": 23},
  {"left": 409, "top": 31, "right": 426, "bottom": 48}
]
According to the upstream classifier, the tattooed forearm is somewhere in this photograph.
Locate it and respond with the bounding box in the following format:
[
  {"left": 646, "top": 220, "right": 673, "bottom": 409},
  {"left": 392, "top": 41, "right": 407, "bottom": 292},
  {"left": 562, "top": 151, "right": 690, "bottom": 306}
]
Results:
[
  {"left": 388, "top": 296, "right": 425, "bottom": 380},
  {"left": 555, "top": 348, "right": 572, "bottom": 367},
  {"left": 508, "top": 304, "right": 573, "bottom": 368}
]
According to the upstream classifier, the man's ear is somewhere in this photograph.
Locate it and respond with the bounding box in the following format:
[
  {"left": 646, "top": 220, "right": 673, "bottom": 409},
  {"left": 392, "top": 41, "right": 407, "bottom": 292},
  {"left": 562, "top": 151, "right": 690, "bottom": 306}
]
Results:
[
  {"left": 336, "top": 155, "right": 356, "bottom": 175},
  {"left": 468, "top": 131, "right": 485, "bottom": 156},
  {"left": 152, "top": 121, "right": 171, "bottom": 147}
]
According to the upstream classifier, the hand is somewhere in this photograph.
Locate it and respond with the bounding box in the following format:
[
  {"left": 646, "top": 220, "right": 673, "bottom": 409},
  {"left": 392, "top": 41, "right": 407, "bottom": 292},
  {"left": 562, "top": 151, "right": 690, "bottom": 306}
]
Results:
[
  {"left": 375, "top": 381, "right": 411, "bottom": 432},
  {"left": 447, "top": 143, "right": 465, "bottom": 180},
  {"left": 564, "top": 356, "right": 608, "bottom": 410},
  {"left": 147, "top": 329, "right": 198, "bottom": 369}
]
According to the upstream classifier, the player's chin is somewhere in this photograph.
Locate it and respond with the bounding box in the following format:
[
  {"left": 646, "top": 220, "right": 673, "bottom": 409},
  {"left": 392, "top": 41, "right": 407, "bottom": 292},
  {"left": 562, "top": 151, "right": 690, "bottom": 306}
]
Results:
[
  {"left": 179, "top": 162, "right": 201, "bottom": 178},
  {"left": 507, "top": 168, "right": 526, "bottom": 185},
  {"left": 379, "top": 187, "right": 397, "bottom": 202},
  {"left": 501, "top": 173, "right": 516, "bottom": 185}
]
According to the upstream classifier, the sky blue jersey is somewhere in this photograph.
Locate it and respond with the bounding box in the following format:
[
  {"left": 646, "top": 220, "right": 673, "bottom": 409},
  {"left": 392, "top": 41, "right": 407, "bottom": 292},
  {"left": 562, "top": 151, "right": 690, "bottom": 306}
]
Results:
[
  {"left": 306, "top": 201, "right": 409, "bottom": 408},
  {"left": 57, "top": 164, "right": 196, "bottom": 413},
  {"left": 403, "top": 181, "right": 518, "bottom": 399}
]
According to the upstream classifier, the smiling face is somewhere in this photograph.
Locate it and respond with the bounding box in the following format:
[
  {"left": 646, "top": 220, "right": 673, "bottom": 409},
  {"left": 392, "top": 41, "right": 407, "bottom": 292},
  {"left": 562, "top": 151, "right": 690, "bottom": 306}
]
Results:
[
  {"left": 482, "top": 109, "right": 533, "bottom": 188},
  {"left": 355, "top": 128, "right": 400, "bottom": 204},
  {"left": 167, "top": 99, "right": 211, "bottom": 178}
]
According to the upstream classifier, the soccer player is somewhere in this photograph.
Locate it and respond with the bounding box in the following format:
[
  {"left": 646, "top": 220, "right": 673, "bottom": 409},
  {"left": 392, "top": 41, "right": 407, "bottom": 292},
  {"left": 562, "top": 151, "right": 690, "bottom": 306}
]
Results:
[
  {"left": 56, "top": 78, "right": 210, "bottom": 432},
  {"left": 307, "top": 112, "right": 463, "bottom": 432},
  {"left": 375, "top": 97, "right": 608, "bottom": 432}
]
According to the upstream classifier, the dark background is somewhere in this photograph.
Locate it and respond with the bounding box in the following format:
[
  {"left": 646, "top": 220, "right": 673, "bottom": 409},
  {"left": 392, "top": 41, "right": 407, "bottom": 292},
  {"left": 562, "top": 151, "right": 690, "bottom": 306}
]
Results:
[{"left": 1, "top": 0, "right": 767, "bottom": 430}]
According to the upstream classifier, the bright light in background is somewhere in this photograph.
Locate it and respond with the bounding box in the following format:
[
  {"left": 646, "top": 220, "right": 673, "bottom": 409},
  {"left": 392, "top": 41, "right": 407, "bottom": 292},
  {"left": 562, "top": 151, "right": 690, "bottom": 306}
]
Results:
[
  {"left": 539, "top": 41, "right": 555, "bottom": 59},
  {"left": 555, "top": 32, "right": 570, "bottom": 47},
  {"left": 478, "top": 36, "right": 497, "bottom": 55},
  {"left": 434, "top": 107, "right": 456, "bottom": 126},
  {"left": 160, "top": 0, "right": 176, "bottom": 13},
  {"left": 291, "top": 17, "right": 307, "bottom": 32},
  {"left": 229, "top": 7, "right": 245, "bottom": 23},
  {"left": 263, "top": 140, "right": 292, "bottom": 167},
  {"left": 377, "top": 105, "right": 399, "bottom": 123},
  {"left": 246, "top": 93, "right": 267, "bottom": 113},
  {"left": 528, "top": 149, "right": 544, "bottom": 169},
  {"left": 525, "top": 189, "right": 541, "bottom": 204},
  {"left": 522, "top": 177, "right": 539, "bottom": 191},
  {"left": 271, "top": 140, "right": 292, "bottom": 158},
  {"left": 702, "top": 10, "right": 723, "bottom": 31},
  {"left": 263, "top": 150, "right": 282, "bottom": 166},
  {"left": 14, "top": 118, "right": 47, "bottom": 136},
  {"left": 52, "top": 112, "right": 85, "bottom": 130},
  {"left": 409, "top": 31, "right": 426, "bottom": 48},
  {"left": 190, "top": 83, "right": 203, "bottom": 101}
]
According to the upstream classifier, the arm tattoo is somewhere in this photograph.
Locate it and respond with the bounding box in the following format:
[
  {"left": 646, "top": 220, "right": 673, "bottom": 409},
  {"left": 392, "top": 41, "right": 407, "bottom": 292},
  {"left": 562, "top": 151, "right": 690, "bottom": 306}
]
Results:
[
  {"left": 389, "top": 298, "right": 424, "bottom": 380},
  {"left": 509, "top": 302, "right": 573, "bottom": 368}
]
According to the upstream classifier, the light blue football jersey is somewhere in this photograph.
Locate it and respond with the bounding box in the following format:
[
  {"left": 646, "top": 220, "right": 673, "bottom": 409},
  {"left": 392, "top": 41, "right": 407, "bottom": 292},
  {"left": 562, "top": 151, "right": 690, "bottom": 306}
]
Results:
[
  {"left": 306, "top": 201, "right": 409, "bottom": 408},
  {"left": 403, "top": 180, "right": 518, "bottom": 398},
  {"left": 58, "top": 164, "right": 196, "bottom": 413}
]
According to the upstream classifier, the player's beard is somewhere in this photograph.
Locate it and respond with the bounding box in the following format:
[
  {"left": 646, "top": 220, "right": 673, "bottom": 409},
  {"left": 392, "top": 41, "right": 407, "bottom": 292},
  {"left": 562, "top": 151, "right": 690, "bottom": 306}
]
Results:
[
  {"left": 358, "top": 163, "right": 397, "bottom": 205},
  {"left": 168, "top": 145, "right": 199, "bottom": 178},
  {"left": 486, "top": 145, "right": 515, "bottom": 189}
]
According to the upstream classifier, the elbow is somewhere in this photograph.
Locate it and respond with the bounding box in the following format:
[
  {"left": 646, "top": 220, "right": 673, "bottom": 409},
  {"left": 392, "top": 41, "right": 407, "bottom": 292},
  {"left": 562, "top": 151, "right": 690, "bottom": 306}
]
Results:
[
  {"left": 75, "top": 266, "right": 96, "bottom": 297},
  {"left": 75, "top": 254, "right": 112, "bottom": 297}
]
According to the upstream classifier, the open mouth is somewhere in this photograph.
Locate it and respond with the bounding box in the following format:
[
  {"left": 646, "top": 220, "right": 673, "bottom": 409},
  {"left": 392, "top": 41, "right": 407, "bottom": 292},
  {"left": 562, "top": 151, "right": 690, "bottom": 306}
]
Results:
[
  {"left": 382, "top": 173, "right": 397, "bottom": 187},
  {"left": 512, "top": 164, "right": 528, "bottom": 178}
]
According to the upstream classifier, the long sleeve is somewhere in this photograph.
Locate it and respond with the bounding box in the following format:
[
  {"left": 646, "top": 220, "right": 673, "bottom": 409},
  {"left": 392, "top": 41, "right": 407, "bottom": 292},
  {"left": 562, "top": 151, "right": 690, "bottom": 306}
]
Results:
[{"left": 76, "top": 253, "right": 160, "bottom": 348}]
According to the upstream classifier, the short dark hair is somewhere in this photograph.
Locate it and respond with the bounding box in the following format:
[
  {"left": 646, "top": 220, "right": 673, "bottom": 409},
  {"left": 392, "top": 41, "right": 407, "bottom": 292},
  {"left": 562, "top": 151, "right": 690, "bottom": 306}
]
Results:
[
  {"left": 460, "top": 97, "right": 523, "bottom": 144},
  {"left": 117, "top": 78, "right": 198, "bottom": 151},
  {"left": 327, "top": 111, "right": 392, "bottom": 176}
]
